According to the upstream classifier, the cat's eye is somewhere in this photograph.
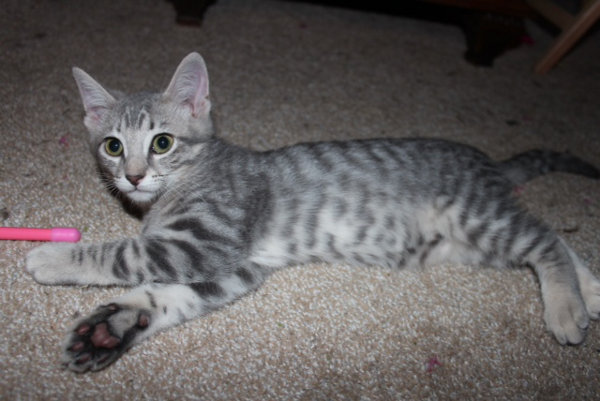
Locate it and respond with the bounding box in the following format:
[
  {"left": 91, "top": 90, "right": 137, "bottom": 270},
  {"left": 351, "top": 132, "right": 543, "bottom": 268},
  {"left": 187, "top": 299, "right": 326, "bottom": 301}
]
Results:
[
  {"left": 151, "top": 134, "right": 174, "bottom": 154},
  {"left": 104, "top": 138, "right": 123, "bottom": 157}
]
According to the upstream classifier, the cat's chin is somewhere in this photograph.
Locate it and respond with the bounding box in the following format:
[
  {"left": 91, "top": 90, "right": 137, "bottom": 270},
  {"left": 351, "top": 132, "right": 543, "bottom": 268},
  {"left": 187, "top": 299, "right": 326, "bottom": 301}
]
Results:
[{"left": 125, "top": 189, "right": 158, "bottom": 205}]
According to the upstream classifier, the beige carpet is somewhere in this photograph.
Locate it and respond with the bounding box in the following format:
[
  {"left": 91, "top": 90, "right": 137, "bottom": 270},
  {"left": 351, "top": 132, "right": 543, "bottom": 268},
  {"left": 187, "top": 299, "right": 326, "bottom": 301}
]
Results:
[{"left": 2, "top": 0, "right": 600, "bottom": 399}]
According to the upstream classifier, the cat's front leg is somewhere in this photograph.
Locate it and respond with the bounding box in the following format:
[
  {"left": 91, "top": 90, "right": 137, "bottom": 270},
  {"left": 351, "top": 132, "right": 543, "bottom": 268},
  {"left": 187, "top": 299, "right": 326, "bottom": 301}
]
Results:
[
  {"left": 63, "top": 270, "right": 261, "bottom": 372},
  {"left": 61, "top": 295, "right": 201, "bottom": 372},
  {"left": 62, "top": 284, "right": 196, "bottom": 372},
  {"left": 26, "top": 239, "right": 144, "bottom": 286}
]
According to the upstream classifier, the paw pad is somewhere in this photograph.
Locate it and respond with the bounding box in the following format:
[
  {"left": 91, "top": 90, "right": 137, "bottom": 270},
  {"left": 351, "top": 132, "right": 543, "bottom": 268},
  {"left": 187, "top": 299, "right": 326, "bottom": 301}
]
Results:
[{"left": 62, "top": 304, "right": 152, "bottom": 372}]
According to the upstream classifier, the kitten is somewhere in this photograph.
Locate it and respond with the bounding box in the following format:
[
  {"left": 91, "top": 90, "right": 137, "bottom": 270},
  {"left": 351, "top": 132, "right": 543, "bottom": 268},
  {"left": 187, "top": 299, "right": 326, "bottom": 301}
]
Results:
[{"left": 26, "top": 52, "right": 600, "bottom": 372}]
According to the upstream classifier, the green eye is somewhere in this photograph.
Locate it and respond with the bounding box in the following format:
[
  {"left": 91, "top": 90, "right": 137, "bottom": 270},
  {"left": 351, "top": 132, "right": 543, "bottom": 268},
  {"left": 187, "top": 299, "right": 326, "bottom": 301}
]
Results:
[
  {"left": 104, "top": 138, "right": 123, "bottom": 157},
  {"left": 151, "top": 134, "right": 174, "bottom": 154}
]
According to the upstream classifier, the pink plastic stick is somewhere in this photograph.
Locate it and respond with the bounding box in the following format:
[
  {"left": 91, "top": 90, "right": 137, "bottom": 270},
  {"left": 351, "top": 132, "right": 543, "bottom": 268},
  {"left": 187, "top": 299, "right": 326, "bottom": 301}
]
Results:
[{"left": 0, "top": 227, "right": 81, "bottom": 242}]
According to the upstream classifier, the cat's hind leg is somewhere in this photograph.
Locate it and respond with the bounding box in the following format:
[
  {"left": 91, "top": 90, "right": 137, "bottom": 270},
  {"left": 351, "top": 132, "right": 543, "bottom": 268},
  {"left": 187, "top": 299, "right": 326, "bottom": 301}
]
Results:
[
  {"left": 444, "top": 199, "right": 592, "bottom": 344},
  {"left": 534, "top": 253, "right": 589, "bottom": 345},
  {"left": 486, "top": 218, "right": 590, "bottom": 344},
  {"left": 559, "top": 238, "right": 600, "bottom": 320}
]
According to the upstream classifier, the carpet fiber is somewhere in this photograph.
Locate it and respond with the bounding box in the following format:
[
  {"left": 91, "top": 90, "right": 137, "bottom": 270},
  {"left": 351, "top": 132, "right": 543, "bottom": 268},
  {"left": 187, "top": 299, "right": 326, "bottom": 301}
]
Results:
[{"left": 1, "top": 0, "right": 600, "bottom": 399}]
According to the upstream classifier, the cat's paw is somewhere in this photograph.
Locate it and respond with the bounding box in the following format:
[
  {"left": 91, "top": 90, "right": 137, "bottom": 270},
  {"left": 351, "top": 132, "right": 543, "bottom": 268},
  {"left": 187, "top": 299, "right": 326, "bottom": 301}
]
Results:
[
  {"left": 62, "top": 303, "right": 151, "bottom": 372},
  {"left": 563, "top": 241, "right": 600, "bottom": 320},
  {"left": 543, "top": 286, "right": 589, "bottom": 345},
  {"left": 25, "top": 243, "right": 78, "bottom": 285}
]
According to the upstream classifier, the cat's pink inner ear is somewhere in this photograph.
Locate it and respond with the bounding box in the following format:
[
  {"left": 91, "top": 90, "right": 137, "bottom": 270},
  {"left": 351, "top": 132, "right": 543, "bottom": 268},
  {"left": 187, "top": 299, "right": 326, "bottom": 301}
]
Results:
[
  {"left": 82, "top": 98, "right": 113, "bottom": 129},
  {"left": 165, "top": 52, "right": 211, "bottom": 118},
  {"left": 86, "top": 105, "right": 109, "bottom": 122},
  {"left": 72, "top": 67, "right": 116, "bottom": 126},
  {"left": 190, "top": 75, "right": 210, "bottom": 118}
]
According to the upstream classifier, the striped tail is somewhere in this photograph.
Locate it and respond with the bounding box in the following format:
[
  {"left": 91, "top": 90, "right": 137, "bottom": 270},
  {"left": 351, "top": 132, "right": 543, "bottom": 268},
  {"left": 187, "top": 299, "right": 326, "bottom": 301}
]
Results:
[{"left": 498, "top": 150, "right": 600, "bottom": 185}]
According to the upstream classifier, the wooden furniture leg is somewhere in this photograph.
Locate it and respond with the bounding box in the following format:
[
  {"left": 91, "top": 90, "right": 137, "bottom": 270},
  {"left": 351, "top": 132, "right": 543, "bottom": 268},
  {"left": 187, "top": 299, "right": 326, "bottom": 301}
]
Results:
[{"left": 528, "top": 0, "right": 600, "bottom": 73}]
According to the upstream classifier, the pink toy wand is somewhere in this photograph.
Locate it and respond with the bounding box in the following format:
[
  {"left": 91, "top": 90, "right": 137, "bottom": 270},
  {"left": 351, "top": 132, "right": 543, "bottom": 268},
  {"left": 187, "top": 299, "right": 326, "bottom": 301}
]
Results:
[{"left": 0, "top": 227, "right": 81, "bottom": 243}]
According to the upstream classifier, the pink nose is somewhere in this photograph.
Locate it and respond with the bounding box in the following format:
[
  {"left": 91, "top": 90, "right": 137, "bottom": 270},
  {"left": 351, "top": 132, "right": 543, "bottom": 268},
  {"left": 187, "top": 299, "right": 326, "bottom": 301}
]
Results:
[{"left": 126, "top": 175, "right": 144, "bottom": 186}]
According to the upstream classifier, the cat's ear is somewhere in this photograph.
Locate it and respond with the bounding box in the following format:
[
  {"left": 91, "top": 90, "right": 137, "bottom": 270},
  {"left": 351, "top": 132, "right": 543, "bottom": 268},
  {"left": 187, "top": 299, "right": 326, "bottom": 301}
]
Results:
[
  {"left": 72, "top": 67, "right": 116, "bottom": 131},
  {"left": 163, "top": 52, "right": 210, "bottom": 118}
]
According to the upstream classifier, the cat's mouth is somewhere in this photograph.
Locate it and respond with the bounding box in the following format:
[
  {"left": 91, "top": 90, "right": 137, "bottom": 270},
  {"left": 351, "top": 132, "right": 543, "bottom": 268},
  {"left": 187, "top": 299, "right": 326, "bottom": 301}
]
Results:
[{"left": 116, "top": 180, "right": 160, "bottom": 204}]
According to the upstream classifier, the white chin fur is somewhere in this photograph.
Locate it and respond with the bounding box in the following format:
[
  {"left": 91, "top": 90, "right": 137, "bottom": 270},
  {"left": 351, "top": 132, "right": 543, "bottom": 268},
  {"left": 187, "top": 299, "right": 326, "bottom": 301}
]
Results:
[{"left": 126, "top": 189, "right": 158, "bottom": 204}]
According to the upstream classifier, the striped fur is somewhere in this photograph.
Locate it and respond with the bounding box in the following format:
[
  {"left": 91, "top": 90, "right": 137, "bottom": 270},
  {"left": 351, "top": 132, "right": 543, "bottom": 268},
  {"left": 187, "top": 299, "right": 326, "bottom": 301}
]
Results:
[{"left": 26, "top": 52, "right": 600, "bottom": 372}]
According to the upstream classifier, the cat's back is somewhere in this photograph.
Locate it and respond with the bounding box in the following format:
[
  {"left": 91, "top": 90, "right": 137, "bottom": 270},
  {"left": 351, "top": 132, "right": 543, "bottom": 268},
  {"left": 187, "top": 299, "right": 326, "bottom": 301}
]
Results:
[{"left": 262, "top": 137, "right": 503, "bottom": 197}]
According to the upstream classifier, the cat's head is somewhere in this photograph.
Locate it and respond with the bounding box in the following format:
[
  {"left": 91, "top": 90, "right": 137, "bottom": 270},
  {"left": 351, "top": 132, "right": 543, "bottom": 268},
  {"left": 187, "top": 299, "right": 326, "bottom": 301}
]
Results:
[{"left": 72, "top": 52, "right": 213, "bottom": 206}]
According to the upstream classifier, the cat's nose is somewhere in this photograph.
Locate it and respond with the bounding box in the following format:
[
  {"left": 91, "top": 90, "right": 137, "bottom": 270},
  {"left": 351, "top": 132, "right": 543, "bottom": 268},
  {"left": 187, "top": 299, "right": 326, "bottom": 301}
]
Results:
[{"left": 126, "top": 175, "right": 145, "bottom": 186}]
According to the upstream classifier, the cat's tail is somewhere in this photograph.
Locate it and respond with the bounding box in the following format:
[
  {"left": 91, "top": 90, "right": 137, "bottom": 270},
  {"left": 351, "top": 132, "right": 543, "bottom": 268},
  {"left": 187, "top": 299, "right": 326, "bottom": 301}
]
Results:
[{"left": 498, "top": 150, "right": 600, "bottom": 185}]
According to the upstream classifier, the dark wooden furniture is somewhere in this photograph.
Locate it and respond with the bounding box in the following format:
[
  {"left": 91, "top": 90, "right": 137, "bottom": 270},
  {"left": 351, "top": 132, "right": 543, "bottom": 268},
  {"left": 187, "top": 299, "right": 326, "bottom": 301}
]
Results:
[{"left": 167, "top": 0, "right": 535, "bottom": 67}]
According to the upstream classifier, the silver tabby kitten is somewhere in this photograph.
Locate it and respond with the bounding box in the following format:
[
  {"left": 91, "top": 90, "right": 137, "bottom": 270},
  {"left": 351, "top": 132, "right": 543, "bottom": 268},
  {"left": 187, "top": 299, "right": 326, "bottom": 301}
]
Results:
[{"left": 27, "top": 52, "right": 600, "bottom": 372}]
